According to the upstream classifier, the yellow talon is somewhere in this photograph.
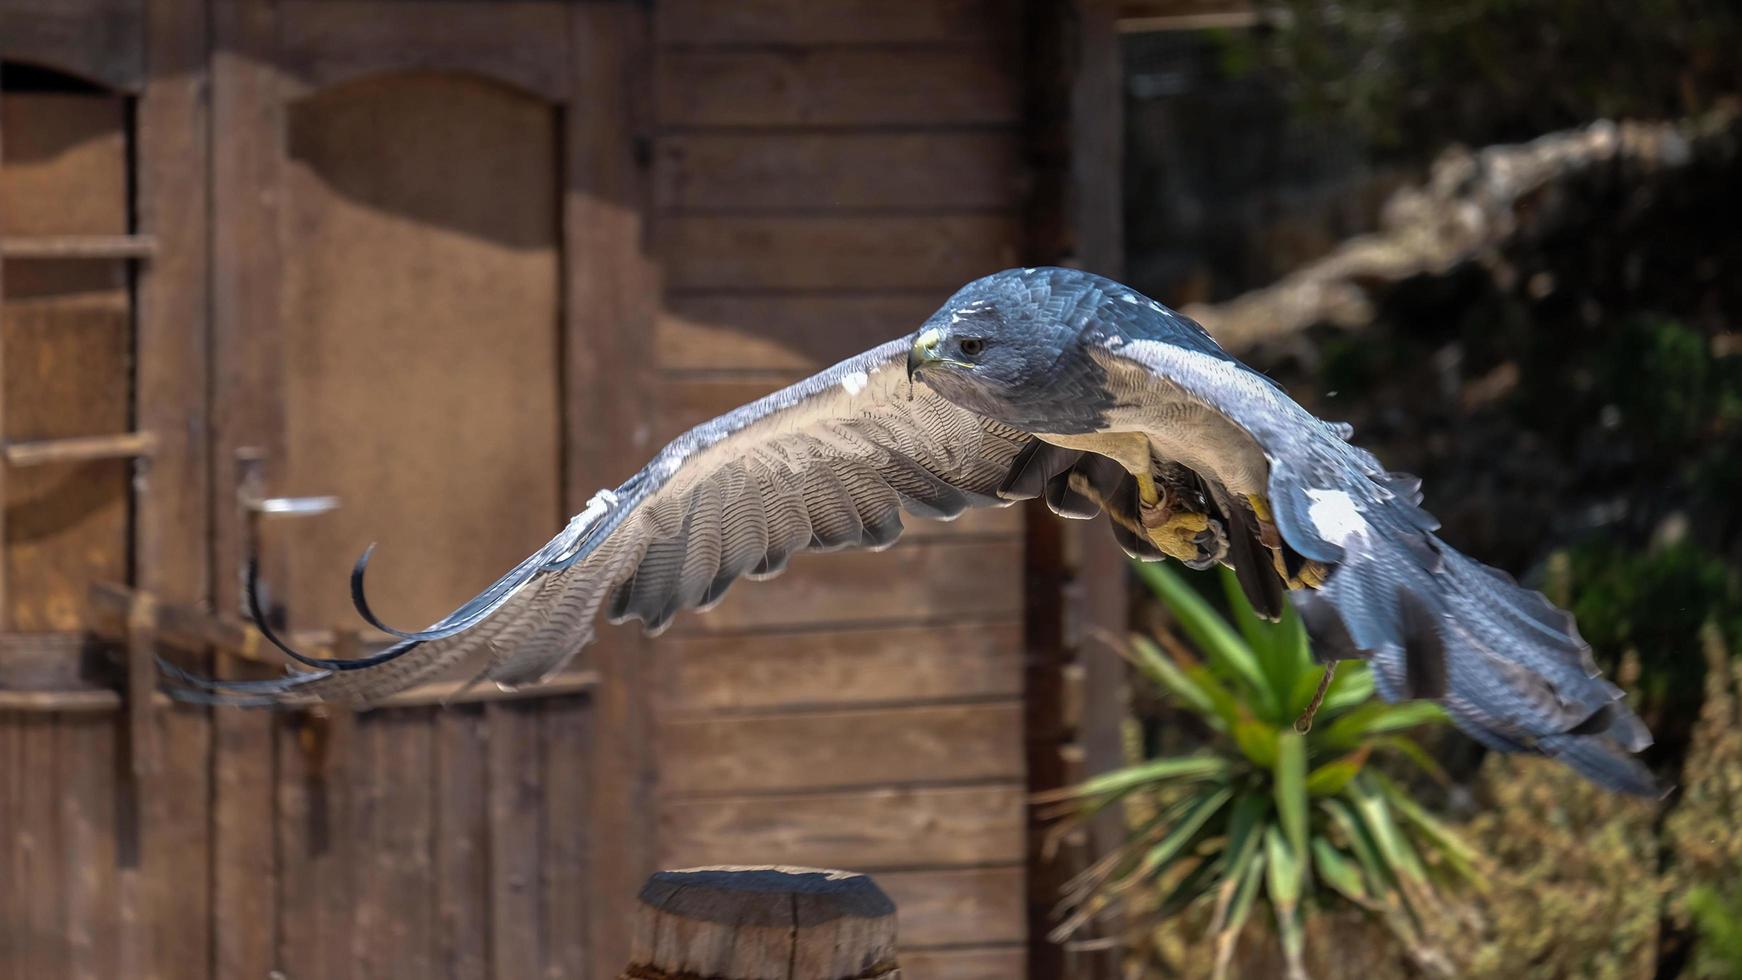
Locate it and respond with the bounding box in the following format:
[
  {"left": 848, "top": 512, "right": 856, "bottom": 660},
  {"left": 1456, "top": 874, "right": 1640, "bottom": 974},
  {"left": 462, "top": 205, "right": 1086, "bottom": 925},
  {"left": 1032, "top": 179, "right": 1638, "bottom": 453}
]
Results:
[
  {"left": 1140, "top": 499, "right": 1210, "bottom": 563},
  {"left": 1294, "top": 561, "right": 1329, "bottom": 590},
  {"left": 1247, "top": 493, "right": 1329, "bottom": 590}
]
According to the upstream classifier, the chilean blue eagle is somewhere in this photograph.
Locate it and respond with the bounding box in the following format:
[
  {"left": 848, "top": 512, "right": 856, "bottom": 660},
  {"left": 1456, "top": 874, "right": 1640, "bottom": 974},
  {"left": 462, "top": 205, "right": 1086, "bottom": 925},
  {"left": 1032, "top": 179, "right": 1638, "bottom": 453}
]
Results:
[{"left": 179, "top": 267, "right": 1655, "bottom": 794}]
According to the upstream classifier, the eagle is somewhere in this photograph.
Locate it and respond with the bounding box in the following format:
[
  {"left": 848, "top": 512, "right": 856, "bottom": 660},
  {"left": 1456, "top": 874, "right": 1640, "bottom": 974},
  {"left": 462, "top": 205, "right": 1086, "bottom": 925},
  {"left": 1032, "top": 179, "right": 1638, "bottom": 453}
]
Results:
[{"left": 177, "top": 267, "right": 1655, "bottom": 794}]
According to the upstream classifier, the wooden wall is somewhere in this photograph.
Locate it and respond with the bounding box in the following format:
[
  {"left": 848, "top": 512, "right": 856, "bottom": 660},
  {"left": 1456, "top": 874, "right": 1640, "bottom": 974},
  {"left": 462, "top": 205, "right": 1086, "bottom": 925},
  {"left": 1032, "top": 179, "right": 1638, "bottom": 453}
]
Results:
[
  {"left": 647, "top": 4, "right": 1032, "bottom": 978},
  {"left": 0, "top": 1, "right": 1130, "bottom": 978}
]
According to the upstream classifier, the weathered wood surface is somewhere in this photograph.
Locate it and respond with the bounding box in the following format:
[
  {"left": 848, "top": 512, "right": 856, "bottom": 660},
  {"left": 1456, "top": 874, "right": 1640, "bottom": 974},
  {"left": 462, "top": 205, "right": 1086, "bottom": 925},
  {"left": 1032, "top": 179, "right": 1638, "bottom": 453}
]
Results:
[
  {"left": 280, "top": 73, "right": 563, "bottom": 632},
  {"left": 662, "top": 785, "right": 1026, "bottom": 870},
  {"left": 876, "top": 867, "right": 1027, "bottom": 948},
  {"left": 667, "top": 539, "right": 1023, "bottom": 632},
  {"left": 0, "top": 93, "right": 129, "bottom": 234},
  {"left": 656, "top": 293, "right": 947, "bottom": 373},
  {"left": 648, "top": 5, "right": 1034, "bottom": 973},
  {"left": 656, "top": 0, "right": 1013, "bottom": 46},
  {"left": 660, "top": 48, "right": 1019, "bottom": 128},
  {"left": 275, "top": 0, "right": 570, "bottom": 100},
  {"left": 902, "top": 946, "right": 1029, "bottom": 980},
  {"left": 625, "top": 867, "right": 898, "bottom": 980},
  {"left": 1, "top": 91, "right": 132, "bottom": 635},
  {"left": 0, "top": 0, "right": 144, "bottom": 92},
  {"left": 209, "top": 3, "right": 285, "bottom": 974},
  {"left": 666, "top": 215, "right": 1020, "bottom": 291},
  {"left": 657, "top": 132, "right": 1025, "bottom": 211},
  {"left": 654, "top": 621, "right": 1023, "bottom": 713},
  {"left": 568, "top": 5, "right": 663, "bottom": 975},
  {"left": 662, "top": 703, "right": 1025, "bottom": 794}
]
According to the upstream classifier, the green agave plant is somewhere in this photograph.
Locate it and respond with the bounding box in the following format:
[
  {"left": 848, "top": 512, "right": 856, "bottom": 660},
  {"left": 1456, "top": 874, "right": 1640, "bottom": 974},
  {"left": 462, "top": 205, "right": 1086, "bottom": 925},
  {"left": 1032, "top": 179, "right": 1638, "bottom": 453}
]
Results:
[{"left": 1038, "top": 561, "right": 1486, "bottom": 979}]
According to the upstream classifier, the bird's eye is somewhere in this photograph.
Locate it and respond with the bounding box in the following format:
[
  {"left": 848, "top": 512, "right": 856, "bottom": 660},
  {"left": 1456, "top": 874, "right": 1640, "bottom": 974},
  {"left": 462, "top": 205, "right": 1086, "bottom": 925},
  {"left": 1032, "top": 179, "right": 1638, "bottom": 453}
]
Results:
[{"left": 958, "top": 337, "right": 986, "bottom": 357}]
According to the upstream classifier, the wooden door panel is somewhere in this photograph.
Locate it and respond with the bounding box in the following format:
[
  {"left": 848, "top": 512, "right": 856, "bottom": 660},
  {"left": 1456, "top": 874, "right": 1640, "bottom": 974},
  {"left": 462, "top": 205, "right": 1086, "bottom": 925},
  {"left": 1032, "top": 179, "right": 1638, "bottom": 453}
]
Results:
[
  {"left": 279, "top": 73, "right": 563, "bottom": 632},
  {"left": 1, "top": 91, "right": 132, "bottom": 632}
]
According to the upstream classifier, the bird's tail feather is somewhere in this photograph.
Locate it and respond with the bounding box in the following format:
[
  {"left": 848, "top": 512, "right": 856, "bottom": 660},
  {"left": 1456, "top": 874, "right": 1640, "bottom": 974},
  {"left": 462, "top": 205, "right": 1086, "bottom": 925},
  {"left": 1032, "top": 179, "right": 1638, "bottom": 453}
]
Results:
[{"left": 1293, "top": 529, "right": 1658, "bottom": 796}]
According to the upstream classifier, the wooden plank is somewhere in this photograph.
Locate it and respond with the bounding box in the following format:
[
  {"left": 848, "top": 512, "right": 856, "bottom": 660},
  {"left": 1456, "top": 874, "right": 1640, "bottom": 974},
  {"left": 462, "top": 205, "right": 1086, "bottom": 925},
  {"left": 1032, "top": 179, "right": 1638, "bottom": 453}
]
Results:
[
  {"left": 60, "top": 716, "right": 118, "bottom": 979},
  {"left": 662, "top": 703, "right": 1024, "bottom": 794},
  {"left": 670, "top": 539, "right": 1023, "bottom": 633},
  {"left": 656, "top": 132, "right": 1023, "bottom": 211},
  {"left": 568, "top": 6, "right": 661, "bottom": 977},
  {"left": 877, "top": 867, "right": 1026, "bottom": 949},
  {"left": 0, "top": 235, "right": 157, "bottom": 259},
  {"left": 665, "top": 215, "right": 1019, "bottom": 291},
  {"left": 656, "top": 0, "right": 1012, "bottom": 45},
  {"left": 136, "top": 0, "right": 215, "bottom": 610},
  {"left": 659, "top": 48, "right": 1019, "bottom": 128},
  {"left": 0, "top": 715, "right": 17, "bottom": 980},
  {"left": 541, "top": 695, "right": 593, "bottom": 978},
  {"left": 0, "top": 632, "right": 95, "bottom": 689},
  {"left": 661, "top": 785, "right": 1025, "bottom": 869},
  {"left": 277, "top": 708, "right": 357, "bottom": 980},
  {"left": 141, "top": 704, "right": 212, "bottom": 979},
  {"left": 3, "top": 431, "right": 157, "bottom": 467},
  {"left": 277, "top": 0, "right": 570, "bottom": 101},
  {"left": 0, "top": 95, "right": 7, "bottom": 652},
  {"left": 435, "top": 706, "right": 490, "bottom": 980},
  {"left": 132, "top": 22, "right": 215, "bottom": 969},
  {"left": 14, "top": 717, "right": 67, "bottom": 974},
  {"left": 654, "top": 621, "right": 1023, "bottom": 713},
  {"left": 0, "top": 690, "right": 120, "bottom": 712},
  {"left": 487, "top": 701, "right": 544, "bottom": 980},
  {"left": 656, "top": 292, "right": 944, "bottom": 373},
  {"left": 353, "top": 710, "right": 437, "bottom": 978},
  {"left": 209, "top": 3, "right": 286, "bottom": 976},
  {"left": 901, "top": 946, "right": 1027, "bottom": 980}
]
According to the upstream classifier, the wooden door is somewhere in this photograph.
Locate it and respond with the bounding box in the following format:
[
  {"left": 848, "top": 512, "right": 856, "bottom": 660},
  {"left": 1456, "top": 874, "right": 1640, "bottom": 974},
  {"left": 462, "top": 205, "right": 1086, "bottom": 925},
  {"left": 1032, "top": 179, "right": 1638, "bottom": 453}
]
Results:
[
  {"left": 0, "top": 0, "right": 214, "bottom": 971},
  {"left": 208, "top": 3, "right": 654, "bottom": 978}
]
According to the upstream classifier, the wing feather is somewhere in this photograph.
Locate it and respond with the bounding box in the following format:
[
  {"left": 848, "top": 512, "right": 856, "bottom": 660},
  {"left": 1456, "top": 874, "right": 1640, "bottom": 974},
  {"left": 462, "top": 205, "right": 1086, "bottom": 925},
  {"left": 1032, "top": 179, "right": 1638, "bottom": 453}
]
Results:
[
  {"left": 1111, "top": 325, "right": 1656, "bottom": 794},
  {"left": 174, "top": 340, "right": 1034, "bottom": 706}
]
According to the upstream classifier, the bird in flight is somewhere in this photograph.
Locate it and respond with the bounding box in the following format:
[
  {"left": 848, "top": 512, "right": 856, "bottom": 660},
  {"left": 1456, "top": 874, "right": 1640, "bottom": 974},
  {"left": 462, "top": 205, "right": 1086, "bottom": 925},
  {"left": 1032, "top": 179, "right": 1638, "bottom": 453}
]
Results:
[{"left": 176, "top": 267, "right": 1655, "bottom": 794}]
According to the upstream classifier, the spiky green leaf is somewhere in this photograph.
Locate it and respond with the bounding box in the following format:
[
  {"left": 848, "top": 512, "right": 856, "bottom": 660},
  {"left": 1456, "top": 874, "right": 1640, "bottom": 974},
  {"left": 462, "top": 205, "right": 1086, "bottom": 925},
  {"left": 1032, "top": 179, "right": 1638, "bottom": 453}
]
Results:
[
  {"left": 1133, "top": 561, "right": 1273, "bottom": 713},
  {"left": 1125, "top": 634, "right": 1220, "bottom": 721},
  {"left": 1233, "top": 713, "right": 1280, "bottom": 768},
  {"left": 1273, "top": 730, "right": 1309, "bottom": 862},
  {"left": 1305, "top": 745, "right": 1372, "bottom": 797},
  {"left": 1033, "top": 754, "right": 1231, "bottom": 804},
  {"left": 1312, "top": 838, "right": 1370, "bottom": 904}
]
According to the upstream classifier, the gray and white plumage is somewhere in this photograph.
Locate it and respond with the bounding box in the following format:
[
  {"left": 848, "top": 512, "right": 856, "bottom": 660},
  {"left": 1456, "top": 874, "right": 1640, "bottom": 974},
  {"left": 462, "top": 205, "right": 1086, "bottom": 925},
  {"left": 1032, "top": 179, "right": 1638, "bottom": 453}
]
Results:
[{"left": 180, "top": 267, "right": 1655, "bottom": 795}]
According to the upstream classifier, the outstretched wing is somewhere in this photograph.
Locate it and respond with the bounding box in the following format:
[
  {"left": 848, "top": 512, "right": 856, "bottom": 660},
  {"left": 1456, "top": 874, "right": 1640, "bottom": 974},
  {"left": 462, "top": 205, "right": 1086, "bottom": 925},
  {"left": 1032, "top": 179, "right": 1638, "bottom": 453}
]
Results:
[
  {"left": 185, "top": 339, "right": 1034, "bottom": 706},
  {"left": 1102, "top": 307, "right": 1657, "bottom": 795}
]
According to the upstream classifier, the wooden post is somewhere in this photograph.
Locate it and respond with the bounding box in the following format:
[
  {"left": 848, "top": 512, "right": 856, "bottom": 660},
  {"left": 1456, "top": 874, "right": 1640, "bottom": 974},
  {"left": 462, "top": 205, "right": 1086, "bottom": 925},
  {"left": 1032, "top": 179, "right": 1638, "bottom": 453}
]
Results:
[{"left": 623, "top": 867, "right": 899, "bottom": 980}]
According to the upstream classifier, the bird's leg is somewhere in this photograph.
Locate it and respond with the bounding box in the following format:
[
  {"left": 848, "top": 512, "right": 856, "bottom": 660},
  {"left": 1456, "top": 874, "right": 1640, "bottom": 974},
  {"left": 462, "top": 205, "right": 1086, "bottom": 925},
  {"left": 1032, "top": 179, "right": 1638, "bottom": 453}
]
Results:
[
  {"left": 1138, "top": 472, "right": 1213, "bottom": 564},
  {"left": 1245, "top": 494, "right": 1329, "bottom": 590},
  {"left": 1294, "top": 662, "right": 1338, "bottom": 733}
]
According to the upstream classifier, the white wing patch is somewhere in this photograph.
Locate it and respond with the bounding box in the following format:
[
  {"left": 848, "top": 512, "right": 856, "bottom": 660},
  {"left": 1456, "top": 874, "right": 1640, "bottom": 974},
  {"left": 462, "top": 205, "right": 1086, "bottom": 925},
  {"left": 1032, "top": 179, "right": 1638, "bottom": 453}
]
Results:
[
  {"left": 840, "top": 370, "right": 870, "bottom": 395},
  {"left": 1304, "top": 488, "right": 1369, "bottom": 547}
]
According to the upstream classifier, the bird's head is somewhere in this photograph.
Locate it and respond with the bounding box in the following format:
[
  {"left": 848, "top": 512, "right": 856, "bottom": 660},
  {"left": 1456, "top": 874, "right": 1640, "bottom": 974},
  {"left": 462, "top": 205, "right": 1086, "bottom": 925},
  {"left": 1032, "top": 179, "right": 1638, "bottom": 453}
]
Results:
[{"left": 906, "top": 267, "right": 1114, "bottom": 433}]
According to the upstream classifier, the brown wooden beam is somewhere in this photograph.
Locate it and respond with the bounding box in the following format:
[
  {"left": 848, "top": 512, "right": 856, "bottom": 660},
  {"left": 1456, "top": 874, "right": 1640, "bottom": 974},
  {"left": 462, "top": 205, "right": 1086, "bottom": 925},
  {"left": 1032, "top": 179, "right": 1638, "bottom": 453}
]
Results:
[
  {"left": 0, "top": 234, "right": 159, "bottom": 259},
  {"left": 4, "top": 431, "right": 159, "bottom": 467}
]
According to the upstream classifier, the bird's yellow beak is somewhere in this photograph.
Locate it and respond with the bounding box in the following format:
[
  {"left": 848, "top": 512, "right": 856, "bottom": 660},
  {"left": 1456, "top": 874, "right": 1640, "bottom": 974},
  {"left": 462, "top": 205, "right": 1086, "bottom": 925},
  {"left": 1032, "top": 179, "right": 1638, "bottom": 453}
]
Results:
[{"left": 907, "top": 327, "right": 943, "bottom": 382}]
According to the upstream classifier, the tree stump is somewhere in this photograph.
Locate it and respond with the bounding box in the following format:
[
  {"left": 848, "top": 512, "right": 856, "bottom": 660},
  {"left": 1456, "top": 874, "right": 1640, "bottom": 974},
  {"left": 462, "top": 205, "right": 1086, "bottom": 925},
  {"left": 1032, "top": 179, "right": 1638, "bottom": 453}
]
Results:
[{"left": 622, "top": 866, "right": 899, "bottom": 980}]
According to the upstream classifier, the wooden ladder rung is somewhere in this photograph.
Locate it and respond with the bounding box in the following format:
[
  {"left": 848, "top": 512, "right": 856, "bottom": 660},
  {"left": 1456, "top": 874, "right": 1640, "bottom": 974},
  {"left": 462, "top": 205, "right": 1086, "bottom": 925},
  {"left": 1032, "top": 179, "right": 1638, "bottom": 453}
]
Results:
[
  {"left": 4, "top": 431, "right": 159, "bottom": 467},
  {"left": 0, "top": 234, "right": 158, "bottom": 260}
]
